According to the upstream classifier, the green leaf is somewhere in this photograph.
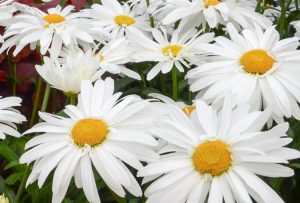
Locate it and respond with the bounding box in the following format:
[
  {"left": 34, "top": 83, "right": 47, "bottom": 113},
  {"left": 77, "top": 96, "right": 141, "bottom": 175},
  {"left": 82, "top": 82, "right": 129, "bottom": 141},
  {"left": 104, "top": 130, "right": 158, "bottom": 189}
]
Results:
[
  {"left": 290, "top": 163, "right": 300, "bottom": 169},
  {"left": 5, "top": 172, "right": 24, "bottom": 185},
  {"left": 4, "top": 160, "right": 21, "bottom": 170},
  {"left": 287, "top": 10, "right": 300, "bottom": 24},
  {"left": 115, "top": 77, "right": 135, "bottom": 91},
  {"left": 178, "top": 80, "right": 188, "bottom": 92},
  {"left": 59, "top": 0, "right": 68, "bottom": 7},
  {"left": 141, "top": 87, "right": 161, "bottom": 97},
  {"left": 0, "top": 142, "right": 18, "bottom": 162}
]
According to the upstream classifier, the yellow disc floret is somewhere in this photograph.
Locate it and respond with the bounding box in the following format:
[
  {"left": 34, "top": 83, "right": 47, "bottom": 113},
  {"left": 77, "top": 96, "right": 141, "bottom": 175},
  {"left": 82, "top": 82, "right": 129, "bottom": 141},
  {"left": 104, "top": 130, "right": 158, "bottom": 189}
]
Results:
[
  {"left": 43, "top": 14, "right": 65, "bottom": 28},
  {"left": 182, "top": 106, "right": 196, "bottom": 116},
  {"left": 162, "top": 45, "right": 183, "bottom": 57},
  {"left": 205, "top": 0, "right": 221, "bottom": 7},
  {"left": 192, "top": 140, "right": 232, "bottom": 176},
  {"left": 100, "top": 54, "right": 105, "bottom": 62},
  {"left": 240, "top": 49, "right": 275, "bottom": 75},
  {"left": 114, "top": 15, "right": 136, "bottom": 26},
  {"left": 71, "top": 118, "right": 108, "bottom": 147}
]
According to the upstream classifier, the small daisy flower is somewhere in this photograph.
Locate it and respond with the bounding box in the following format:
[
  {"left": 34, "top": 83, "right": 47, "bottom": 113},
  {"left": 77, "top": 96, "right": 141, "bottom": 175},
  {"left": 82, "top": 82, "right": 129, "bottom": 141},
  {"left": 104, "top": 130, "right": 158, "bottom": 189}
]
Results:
[
  {"left": 96, "top": 38, "right": 141, "bottom": 80},
  {"left": 83, "top": 0, "right": 151, "bottom": 39},
  {"left": 138, "top": 97, "right": 300, "bottom": 203},
  {"left": 0, "top": 96, "right": 26, "bottom": 139},
  {"left": 0, "top": 3, "right": 96, "bottom": 58},
  {"left": 36, "top": 49, "right": 100, "bottom": 95},
  {"left": 129, "top": 26, "right": 214, "bottom": 80},
  {"left": 20, "top": 78, "right": 158, "bottom": 203},
  {"left": 155, "top": 0, "right": 271, "bottom": 29},
  {"left": 187, "top": 23, "right": 300, "bottom": 125}
]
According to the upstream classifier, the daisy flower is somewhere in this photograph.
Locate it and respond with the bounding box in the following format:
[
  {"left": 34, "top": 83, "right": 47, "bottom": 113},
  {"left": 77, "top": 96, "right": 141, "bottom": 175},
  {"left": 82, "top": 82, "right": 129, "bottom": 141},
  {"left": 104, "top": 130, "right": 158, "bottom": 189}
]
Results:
[
  {"left": 96, "top": 38, "right": 141, "bottom": 80},
  {"left": 0, "top": 3, "right": 96, "bottom": 58},
  {"left": 36, "top": 49, "right": 100, "bottom": 95},
  {"left": 0, "top": 96, "right": 26, "bottom": 139},
  {"left": 83, "top": 0, "right": 151, "bottom": 39},
  {"left": 156, "top": 0, "right": 271, "bottom": 29},
  {"left": 187, "top": 23, "right": 300, "bottom": 125},
  {"left": 138, "top": 97, "right": 300, "bottom": 203},
  {"left": 20, "top": 78, "right": 158, "bottom": 203},
  {"left": 129, "top": 26, "right": 214, "bottom": 80}
]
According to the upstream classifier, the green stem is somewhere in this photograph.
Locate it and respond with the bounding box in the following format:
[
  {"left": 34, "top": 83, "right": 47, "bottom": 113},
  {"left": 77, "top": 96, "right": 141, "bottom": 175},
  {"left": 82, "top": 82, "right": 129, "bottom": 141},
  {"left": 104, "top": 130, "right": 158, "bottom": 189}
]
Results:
[
  {"left": 146, "top": 0, "right": 154, "bottom": 28},
  {"left": 295, "top": 0, "right": 299, "bottom": 10},
  {"left": 15, "top": 165, "right": 31, "bottom": 203},
  {"left": 255, "top": 0, "right": 263, "bottom": 13},
  {"left": 41, "top": 84, "right": 51, "bottom": 112},
  {"left": 160, "top": 73, "right": 167, "bottom": 94},
  {"left": 188, "top": 89, "right": 192, "bottom": 103},
  {"left": 38, "top": 83, "right": 51, "bottom": 123},
  {"left": 29, "top": 77, "right": 43, "bottom": 128},
  {"left": 172, "top": 67, "right": 178, "bottom": 101},
  {"left": 277, "top": 0, "right": 292, "bottom": 38},
  {"left": 140, "top": 71, "right": 147, "bottom": 88},
  {"left": 69, "top": 95, "right": 76, "bottom": 105},
  {"left": 12, "top": 63, "right": 17, "bottom": 96}
]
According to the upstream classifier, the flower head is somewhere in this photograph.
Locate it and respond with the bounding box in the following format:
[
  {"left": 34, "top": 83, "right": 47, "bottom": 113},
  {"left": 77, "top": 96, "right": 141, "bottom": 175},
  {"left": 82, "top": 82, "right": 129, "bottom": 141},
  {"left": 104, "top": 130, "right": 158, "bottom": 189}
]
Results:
[
  {"left": 20, "top": 78, "right": 158, "bottom": 203},
  {"left": 129, "top": 25, "right": 214, "bottom": 80},
  {"left": 187, "top": 23, "right": 300, "bottom": 125},
  {"left": 36, "top": 48, "right": 100, "bottom": 95},
  {"left": 138, "top": 97, "right": 300, "bottom": 203},
  {"left": 0, "top": 3, "right": 96, "bottom": 58}
]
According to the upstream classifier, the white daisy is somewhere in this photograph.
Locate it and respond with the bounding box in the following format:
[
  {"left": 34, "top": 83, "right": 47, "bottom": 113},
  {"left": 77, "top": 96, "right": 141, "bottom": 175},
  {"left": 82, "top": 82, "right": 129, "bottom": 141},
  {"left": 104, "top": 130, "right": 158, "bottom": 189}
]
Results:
[
  {"left": 155, "top": 0, "right": 271, "bottom": 29},
  {"left": 96, "top": 38, "right": 141, "bottom": 80},
  {"left": 83, "top": 0, "right": 151, "bottom": 39},
  {"left": 0, "top": 96, "right": 26, "bottom": 139},
  {"left": 138, "top": 97, "right": 300, "bottom": 203},
  {"left": 187, "top": 23, "right": 300, "bottom": 125},
  {"left": 128, "top": 25, "right": 214, "bottom": 80},
  {"left": 20, "top": 78, "right": 158, "bottom": 203},
  {"left": 36, "top": 49, "right": 100, "bottom": 95},
  {"left": 0, "top": 3, "right": 96, "bottom": 58}
]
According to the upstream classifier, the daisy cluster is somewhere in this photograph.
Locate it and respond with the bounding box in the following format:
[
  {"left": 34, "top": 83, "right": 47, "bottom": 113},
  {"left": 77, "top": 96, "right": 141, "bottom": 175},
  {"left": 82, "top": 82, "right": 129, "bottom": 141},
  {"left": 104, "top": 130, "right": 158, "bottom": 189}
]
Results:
[{"left": 1, "top": 0, "right": 300, "bottom": 203}]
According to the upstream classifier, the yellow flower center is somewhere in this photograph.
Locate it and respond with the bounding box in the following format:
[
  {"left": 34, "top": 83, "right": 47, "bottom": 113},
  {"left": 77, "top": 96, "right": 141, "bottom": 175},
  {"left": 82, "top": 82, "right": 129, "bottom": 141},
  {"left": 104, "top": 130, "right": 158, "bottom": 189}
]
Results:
[
  {"left": 43, "top": 14, "right": 65, "bottom": 28},
  {"left": 205, "top": 0, "right": 221, "bottom": 7},
  {"left": 240, "top": 49, "right": 275, "bottom": 75},
  {"left": 114, "top": 15, "right": 136, "bottom": 26},
  {"left": 182, "top": 106, "right": 196, "bottom": 116},
  {"left": 71, "top": 118, "right": 108, "bottom": 147},
  {"left": 100, "top": 54, "right": 105, "bottom": 62},
  {"left": 162, "top": 45, "right": 182, "bottom": 57},
  {"left": 192, "top": 140, "right": 232, "bottom": 176}
]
